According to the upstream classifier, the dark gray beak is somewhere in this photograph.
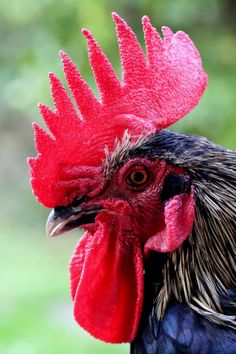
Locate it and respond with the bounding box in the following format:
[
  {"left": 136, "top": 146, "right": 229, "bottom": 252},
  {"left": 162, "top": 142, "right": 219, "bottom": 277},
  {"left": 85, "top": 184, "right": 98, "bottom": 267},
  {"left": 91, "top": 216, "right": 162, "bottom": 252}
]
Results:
[{"left": 46, "top": 205, "right": 103, "bottom": 237}]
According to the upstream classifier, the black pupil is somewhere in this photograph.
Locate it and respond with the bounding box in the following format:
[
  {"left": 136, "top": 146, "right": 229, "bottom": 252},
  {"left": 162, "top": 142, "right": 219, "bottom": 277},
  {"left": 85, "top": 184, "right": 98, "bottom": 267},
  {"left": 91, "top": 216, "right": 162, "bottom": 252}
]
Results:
[{"left": 133, "top": 171, "right": 145, "bottom": 183}]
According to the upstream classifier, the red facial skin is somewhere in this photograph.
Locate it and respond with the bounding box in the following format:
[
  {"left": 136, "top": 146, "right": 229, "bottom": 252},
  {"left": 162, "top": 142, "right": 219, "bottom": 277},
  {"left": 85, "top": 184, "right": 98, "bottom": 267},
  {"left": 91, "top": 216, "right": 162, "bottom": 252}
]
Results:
[
  {"left": 89, "top": 159, "right": 170, "bottom": 239},
  {"left": 69, "top": 157, "right": 195, "bottom": 343}
]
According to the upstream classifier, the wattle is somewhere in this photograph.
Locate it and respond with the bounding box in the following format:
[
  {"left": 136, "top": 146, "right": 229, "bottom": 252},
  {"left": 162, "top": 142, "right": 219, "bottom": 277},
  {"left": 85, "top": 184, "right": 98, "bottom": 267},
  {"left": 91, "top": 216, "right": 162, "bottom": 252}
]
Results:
[{"left": 69, "top": 213, "right": 144, "bottom": 343}]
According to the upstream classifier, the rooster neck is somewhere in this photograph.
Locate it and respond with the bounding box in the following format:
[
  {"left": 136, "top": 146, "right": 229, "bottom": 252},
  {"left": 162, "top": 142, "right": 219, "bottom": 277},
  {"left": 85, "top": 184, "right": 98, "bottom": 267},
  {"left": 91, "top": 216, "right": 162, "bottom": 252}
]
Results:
[
  {"left": 104, "top": 130, "right": 236, "bottom": 328},
  {"left": 126, "top": 130, "right": 236, "bottom": 329}
]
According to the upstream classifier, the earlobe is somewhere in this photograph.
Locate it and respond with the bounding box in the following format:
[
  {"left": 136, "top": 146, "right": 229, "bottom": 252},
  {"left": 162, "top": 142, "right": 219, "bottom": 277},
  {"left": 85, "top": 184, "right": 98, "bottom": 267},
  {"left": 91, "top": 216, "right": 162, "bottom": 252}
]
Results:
[
  {"left": 144, "top": 186, "right": 195, "bottom": 255},
  {"left": 160, "top": 173, "right": 191, "bottom": 202}
]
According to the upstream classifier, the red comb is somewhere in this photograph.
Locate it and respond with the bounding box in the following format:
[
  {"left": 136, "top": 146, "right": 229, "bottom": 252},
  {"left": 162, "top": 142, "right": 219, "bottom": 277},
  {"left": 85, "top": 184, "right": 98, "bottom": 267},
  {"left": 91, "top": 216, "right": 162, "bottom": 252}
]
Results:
[{"left": 29, "top": 13, "right": 207, "bottom": 208}]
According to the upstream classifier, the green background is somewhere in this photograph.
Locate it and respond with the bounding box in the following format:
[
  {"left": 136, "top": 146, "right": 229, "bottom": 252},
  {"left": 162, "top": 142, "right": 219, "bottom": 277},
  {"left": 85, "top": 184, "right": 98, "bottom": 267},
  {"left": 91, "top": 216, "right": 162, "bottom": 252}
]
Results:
[{"left": 0, "top": 0, "right": 235, "bottom": 353}]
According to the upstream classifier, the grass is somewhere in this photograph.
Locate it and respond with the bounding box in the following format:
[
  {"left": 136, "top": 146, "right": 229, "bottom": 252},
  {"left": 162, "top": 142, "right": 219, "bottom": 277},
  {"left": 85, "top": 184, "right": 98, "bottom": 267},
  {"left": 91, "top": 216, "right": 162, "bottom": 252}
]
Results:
[{"left": 0, "top": 224, "right": 129, "bottom": 354}]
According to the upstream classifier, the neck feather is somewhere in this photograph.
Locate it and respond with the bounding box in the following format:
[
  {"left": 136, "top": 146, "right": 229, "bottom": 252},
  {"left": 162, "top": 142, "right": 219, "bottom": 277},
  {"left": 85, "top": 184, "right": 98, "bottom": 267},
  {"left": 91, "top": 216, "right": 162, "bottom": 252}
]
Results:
[{"left": 150, "top": 131, "right": 236, "bottom": 328}]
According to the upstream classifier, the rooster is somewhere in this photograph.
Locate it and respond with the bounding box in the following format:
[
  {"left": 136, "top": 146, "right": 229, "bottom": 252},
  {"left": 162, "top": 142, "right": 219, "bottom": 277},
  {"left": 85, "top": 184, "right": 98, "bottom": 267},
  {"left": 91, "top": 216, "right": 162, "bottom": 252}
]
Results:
[{"left": 29, "top": 13, "right": 236, "bottom": 353}]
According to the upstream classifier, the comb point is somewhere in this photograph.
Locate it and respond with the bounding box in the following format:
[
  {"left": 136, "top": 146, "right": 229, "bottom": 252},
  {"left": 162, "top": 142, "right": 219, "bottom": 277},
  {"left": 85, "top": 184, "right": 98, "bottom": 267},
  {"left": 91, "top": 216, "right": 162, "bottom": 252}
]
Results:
[
  {"left": 142, "top": 15, "right": 151, "bottom": 26},
  {"left": 82, "top": 25, "right": 120, "bottom": 103},
  {"left": 59, "top": 50, "right": 68, "bottom": 62},
  {"left": 59, "top": 49, "right": 65, "bottom": 56},
  {"left": 162, "top": 26, "right": 174, "bottom": 40},
  {"left": 111, "top": 12, "right": 120, "bottom": 22},
  {"left": 82, "top": 28, "right": 91, "bottom": 38},
  {"left": 38, "top": 102, "right": 50, "bottom": 112},
  {"left": 27, "top": 156, "right": 36, "bottom": 169},
  {"left": 113, "top": 12, "right": 147, "bottom": 85},
  {"left": 48, "top": 71, "right": 55, "bottom": 79},
  {"left": 112, "top": 12, "right": 129, "bottom": 29},
  {"left": 59, "top": 51, "right": 76, "bottom": 73},
  {"left": 82, "top": 28, "right": 97, "bottom": 48}
]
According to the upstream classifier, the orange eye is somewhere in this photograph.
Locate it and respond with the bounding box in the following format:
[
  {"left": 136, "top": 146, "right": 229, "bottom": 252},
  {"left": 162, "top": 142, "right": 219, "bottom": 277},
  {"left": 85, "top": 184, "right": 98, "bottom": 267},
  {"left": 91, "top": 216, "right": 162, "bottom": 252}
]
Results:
[{"left": 126, "top": 169, "right": 149, "bottom": 187}]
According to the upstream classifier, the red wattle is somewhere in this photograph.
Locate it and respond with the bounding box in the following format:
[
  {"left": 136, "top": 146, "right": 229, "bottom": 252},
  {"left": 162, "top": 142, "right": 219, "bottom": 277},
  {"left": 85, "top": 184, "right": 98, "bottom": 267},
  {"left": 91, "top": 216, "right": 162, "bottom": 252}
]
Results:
[{"left": 69, "top": 213, "right": 144, "bottom": 343}]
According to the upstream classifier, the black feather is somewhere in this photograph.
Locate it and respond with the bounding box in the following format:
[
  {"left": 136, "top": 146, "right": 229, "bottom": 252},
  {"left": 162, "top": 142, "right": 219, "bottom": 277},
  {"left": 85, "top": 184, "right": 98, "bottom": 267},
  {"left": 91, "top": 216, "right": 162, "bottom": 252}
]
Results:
[{"left": 131, "top": 294, "right": 236, "bottom": 354}]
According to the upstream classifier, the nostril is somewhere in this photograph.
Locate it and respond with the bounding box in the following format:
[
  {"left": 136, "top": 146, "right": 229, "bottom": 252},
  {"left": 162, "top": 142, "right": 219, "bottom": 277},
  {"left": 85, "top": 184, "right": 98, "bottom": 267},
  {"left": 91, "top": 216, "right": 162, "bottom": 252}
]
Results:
[
  {"left": 53, "top": 196, "right": 88, "bottom": 215},
  {"left": 71, "top": 195, "right": 87, "bottom": 208},
  {"left": 54, "top": 205, "right": 67, "bottom": 213}
]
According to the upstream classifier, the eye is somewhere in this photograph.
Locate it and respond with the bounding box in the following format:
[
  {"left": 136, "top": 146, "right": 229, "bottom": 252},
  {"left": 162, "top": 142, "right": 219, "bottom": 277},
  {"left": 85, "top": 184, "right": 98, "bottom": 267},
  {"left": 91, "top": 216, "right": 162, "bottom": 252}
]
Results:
[{"left": 126, "top": 168, "right": 150, "bottom": 187}]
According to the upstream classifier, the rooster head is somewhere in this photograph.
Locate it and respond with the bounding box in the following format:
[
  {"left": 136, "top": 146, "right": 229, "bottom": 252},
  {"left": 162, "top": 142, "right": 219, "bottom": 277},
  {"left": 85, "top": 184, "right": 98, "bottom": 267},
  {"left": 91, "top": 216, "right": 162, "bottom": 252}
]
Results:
[{"left": 28, "top": 13, "right": 207, "bottom": 343}]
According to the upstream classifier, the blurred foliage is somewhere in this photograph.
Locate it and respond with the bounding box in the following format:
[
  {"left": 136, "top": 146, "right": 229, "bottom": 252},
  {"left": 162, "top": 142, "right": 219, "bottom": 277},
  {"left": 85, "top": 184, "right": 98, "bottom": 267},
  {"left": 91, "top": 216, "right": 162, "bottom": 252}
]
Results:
[{"left": 0, "top": 0, "right": 235, "bottom": 353}]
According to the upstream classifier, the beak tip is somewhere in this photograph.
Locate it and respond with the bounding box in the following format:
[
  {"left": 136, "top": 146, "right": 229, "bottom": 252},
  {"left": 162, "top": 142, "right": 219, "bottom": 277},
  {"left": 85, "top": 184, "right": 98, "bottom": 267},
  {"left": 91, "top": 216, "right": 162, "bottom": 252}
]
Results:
[
  {"left": 46, "top": 222, "right": 62, "bottom": 237},
  {"left": 46, "top": 209, "right": 62, "bottom": 237}
]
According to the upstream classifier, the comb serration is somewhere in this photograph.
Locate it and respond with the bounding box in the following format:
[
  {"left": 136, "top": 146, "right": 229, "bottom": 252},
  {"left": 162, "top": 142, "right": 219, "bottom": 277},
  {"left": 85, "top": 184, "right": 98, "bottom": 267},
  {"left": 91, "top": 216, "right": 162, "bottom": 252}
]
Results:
[{"left": 29, "top": 13, "right": 208, "bottom": 207}]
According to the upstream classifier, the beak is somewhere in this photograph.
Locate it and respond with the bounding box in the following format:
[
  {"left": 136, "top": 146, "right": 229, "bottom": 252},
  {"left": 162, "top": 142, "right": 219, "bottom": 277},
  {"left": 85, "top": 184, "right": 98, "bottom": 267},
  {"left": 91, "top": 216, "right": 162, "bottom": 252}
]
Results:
[{"left": 46, "top": 205, "right": 103, "bottom": 237}]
